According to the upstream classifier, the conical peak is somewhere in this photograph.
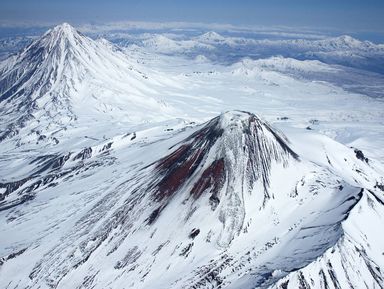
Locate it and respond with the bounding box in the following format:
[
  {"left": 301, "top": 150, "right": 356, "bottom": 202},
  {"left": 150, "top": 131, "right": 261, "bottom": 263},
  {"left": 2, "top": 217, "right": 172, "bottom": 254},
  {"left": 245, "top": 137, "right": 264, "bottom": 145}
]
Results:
[
  {"left": 210, "top": 110, "right": 269, "bottom": 140},
  {"left": 1, "top": 22, "right": 90, "bottom": 120},
  {"left": 219, "top": 110, "right": 254, "bottom": 120},
  {"left": 40, "top": 22, "right": 82, "bottom": 46},
  {"left": 23, "top": 22, "right": 88, "bottom": 60},
  {"left": 151, "top": 111, "right": 298, "bottom": 205},
  {"left": 216, "top": 110, "right": 259, "bottom": 129},
  {"left": 49, "top": 22, "right": 78, "bottom": 35},
  {"left": 336, "top": 35, "right": 360, "bottom": 44},
  {"left": 54, "top": 22, "right": 73, "bottom": 30},
  {"left": 200, "top": 31, "right": 225, "bottom": 41}
]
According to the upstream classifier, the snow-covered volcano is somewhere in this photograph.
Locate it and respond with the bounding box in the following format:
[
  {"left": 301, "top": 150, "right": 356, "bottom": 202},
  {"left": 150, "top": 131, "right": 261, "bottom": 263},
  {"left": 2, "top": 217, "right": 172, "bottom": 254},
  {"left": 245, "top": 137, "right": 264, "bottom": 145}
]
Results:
[
  {"left": 1, "top": 110, "right": 383, "bottom": 289},
  {"left": 0, "top": 23, "right": 176, "bottom": 145},
  {"left": 1, "top": 21, "right": 384, "bottom": 289},
  {"left": 148, "top": 111, "right": 299, "bottom": 247}
]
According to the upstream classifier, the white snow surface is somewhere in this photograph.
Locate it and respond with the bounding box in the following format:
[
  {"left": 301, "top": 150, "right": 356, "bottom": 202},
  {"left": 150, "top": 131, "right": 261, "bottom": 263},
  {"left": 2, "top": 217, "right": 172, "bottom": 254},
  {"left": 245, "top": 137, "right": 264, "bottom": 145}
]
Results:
[{"left": 0, "top": 23, "right": 384, "bottom": 289}]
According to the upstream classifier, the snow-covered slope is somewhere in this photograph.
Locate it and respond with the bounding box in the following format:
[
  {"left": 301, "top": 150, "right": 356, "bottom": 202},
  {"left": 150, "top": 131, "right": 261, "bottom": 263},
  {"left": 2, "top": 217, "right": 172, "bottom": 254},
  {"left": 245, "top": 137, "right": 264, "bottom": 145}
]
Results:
[
  {"left": 0, "top": 23, "right": 178, "bottom": 146},
  {"left": 1, "top": 110, "right": 383, "bottom": 289},
  {"left": 1, "top": 23, "right": 384, "bottom": 289}
]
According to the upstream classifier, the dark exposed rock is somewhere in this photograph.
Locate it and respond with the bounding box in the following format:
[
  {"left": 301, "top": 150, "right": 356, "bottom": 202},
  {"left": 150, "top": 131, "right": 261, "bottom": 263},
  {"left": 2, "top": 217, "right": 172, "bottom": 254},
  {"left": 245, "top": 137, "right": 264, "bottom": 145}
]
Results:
[
  {"left": 0, "top": 149, "right": 115, "bottom": 211},
  {"left": 7, "top": 248, "right": 27, "bottom": 260},
  {"left": 360, "top": 250, "right": 384, "bottom": 287},
  {"left": 180, "top": 243, "right": 194, "bottom": 257},
  {"left": 327, "top": 261, "right": 341, "bottom": 289},
  {"left": 73, "top": 147, "right": 92, "bottom": 160},
  {"left": 155, "top": 144, "right": 203, "bottom": 201},
  {"left": 0, "top": 194, "right": 35, "bottom": 212},
  {"left": 0, "top": 177, "right": 32, "bottom": 199},
  {"left": 37, "top": 135, "right": 47, "bottom": 142},
  {"left": 146, "top": 207, "right": 162, "bottom": 225},
  {"left": 309, "top": 119, "right": 320, "bottom": 125},
  {"left": 29, "top": 154, "right": 57, "bottom": 165},
  {"left": 279, "top": 280, "right": 289, "bottom": 289},
  {"left": 298, "top": 272, "right": 311, "bottom": 289},
  {"left": 368, "top": 190, "right": 384, "bottom": 206},
  {"left": 189, "top": 228, "right": 200, "bottom": 239},
  {"left": 151, "top": 241, "right": 169, "bottom": 256},
  {"left": 0, "top": 126, "right": 19, "bottom": 142},
  {"left": 0, "top": 248, "right": 27, "bottom": 267},
  {"left": 374, "top": 182, "right": 384, "bottom": 191},
  {"left": 353, "top": 148, "right": 369, "bottom": 163},
  {"left": 209, "top": 195, "right": 220, "bottom": 211},
  {"left": 319, "top": 269, "right": 329, "bottom": 288},
  {"left": 101, "top": 142, "right": 113, "bottom": 152},
  {"left": 51, "top": 153, "right": 72, "bottom": 170},
  {"left": 152, "top": 116, "right": 224, "bottom": 202},
  {"left": 190, "top": 158, "right": 225, "bottom": 199},
  {"left": 186, "top": 254, "right": 233, "bottom": 288}
]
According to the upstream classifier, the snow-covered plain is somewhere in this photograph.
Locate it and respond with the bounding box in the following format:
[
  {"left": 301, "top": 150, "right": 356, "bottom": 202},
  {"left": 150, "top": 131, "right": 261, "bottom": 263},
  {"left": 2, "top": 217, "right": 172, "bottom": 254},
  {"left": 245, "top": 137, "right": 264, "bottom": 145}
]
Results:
[{"left": 0, "top": 23, "right": 384, "bottom": 289}]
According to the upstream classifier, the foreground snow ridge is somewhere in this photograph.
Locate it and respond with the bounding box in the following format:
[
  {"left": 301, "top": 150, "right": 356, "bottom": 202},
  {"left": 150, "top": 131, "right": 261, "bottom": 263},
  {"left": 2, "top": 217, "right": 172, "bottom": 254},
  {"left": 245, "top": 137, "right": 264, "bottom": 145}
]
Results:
[{"left": 1, "top": 108, "right": 383, "bottom": 289}]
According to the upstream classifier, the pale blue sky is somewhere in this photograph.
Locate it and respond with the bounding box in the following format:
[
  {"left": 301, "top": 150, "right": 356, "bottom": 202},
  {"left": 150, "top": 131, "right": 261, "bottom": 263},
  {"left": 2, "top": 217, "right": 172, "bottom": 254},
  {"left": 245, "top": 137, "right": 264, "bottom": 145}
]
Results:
[{"left": 1, "top": 0, "right": 383, "bottom": 33}]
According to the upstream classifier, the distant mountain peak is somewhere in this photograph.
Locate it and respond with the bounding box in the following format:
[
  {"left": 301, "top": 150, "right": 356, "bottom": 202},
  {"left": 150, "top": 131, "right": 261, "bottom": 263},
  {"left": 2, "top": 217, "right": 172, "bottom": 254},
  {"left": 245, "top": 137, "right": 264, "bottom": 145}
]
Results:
[
  {"left": 315, "top": 34, "right": 374, "bottom": 50},
  {"left": 335, "top": 34, "right": 362, "bottom": 45},
  {"left": 199, "top": 31, "right": 225, "bottom": 42},
  {"left": 0, "top": 22, "right": 90, "bottom": 104},
  {"left": 0, "top": 22, "right": 171, "bottom": 144}
]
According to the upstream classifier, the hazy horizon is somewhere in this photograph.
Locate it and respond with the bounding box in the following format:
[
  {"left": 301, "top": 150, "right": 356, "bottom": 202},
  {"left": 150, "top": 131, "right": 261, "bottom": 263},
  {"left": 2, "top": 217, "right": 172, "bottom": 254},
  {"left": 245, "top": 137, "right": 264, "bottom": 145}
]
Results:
[{"left": 1, "top": 0, "right": 383, "bottom": 33}]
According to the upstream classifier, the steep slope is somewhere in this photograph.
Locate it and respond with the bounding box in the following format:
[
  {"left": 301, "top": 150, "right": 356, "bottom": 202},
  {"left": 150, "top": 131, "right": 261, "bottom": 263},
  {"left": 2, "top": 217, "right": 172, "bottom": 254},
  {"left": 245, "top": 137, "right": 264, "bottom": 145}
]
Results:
[
  {"left": 0, "top": 23, "right": 176, "bottom": 146},
  {"left": 270, "top": 190, "right": 384, "bottom": 289},
  {"left": 1, "top": 111, "right": 383, "bottom": 289},
  {"left": 148, "top": 111, "right": 298, "bottom": 228}
]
